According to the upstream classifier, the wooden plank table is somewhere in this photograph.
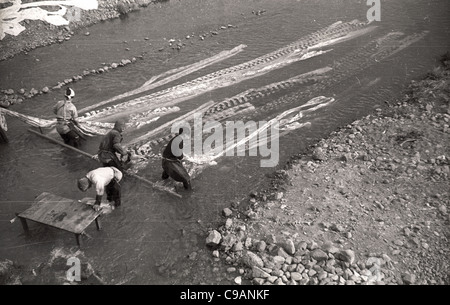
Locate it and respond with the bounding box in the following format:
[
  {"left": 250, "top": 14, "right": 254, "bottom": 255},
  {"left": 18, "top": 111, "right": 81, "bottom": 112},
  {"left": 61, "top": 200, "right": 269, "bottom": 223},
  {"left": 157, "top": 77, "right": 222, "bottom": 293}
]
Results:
[{"left": 17, "top": 192, "right": 102, "bottom": 247}]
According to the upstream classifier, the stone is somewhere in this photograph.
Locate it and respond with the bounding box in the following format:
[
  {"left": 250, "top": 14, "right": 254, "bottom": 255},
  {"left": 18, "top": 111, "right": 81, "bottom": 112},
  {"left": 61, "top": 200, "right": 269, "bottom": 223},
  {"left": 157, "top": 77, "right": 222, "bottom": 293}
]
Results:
[
  {"left": 252, "top": 266, "right": 270, "bottom": 278},
  {"left": 312, "top": 147, "right": 326, "bottom": 161},
  {"left": 290, "top": 272, "right": 302, "bottom": 281},
  {"left": 225, "top": 218, "right": 232, "bottom": 229},
  {"left": 330, "top": 223, "right": 345, "bottom": 232},
  {"left": 336, "top": 249, "right": 355, "bottom": 265},
  {"left": 322, "top": 241, "right": 340, "bottom": 254},
  {"left": 277, "top": 247, "right": 290, "bottom": 259},
  {"left": 242, "top": 251, "right": 264, "bottom": 268},
  {"left": 275, "top": 192, "right": 284, "bottom": 200},
  {"left": 234, "top": 276, "right": 242, "bottom": 285},
  {"left": 244, "top": 237, "right": 252, "bottom": 248},
  {"left": 310, "top": 249, "right": 328, "bottom": 262},
  {"left": 394, "top": 239, "right": 404, "bottom": 246},
  {"left": 402, "top": 273, "right": 416, "bottom": 285},
  {"left": 220, "top": 234, "right": 237, "bottom": 251},
  {"left": 282, "top": 239, "right": 296, "bottom": 255},
  {"left": 222, "top": 208, "right": 233, "bottom": 217},
  {"left": 296, "top": 241, "right": 308, "bottom": 252},
  {"left": 232, "top": 242, "right": 244, "bottom": 252},
  {"left": 227, "top": 267, "right": 236, "bottom": 273},
  {"left": 295, "top": 264, "right": 305, "bottom": 273},
  {"left": 273, "top": 256, "right": 286, "bottom": 265},
  {"left": 206, "top": 230, "right": 221, "bottom": 246},
  {"left": 255, "top": 240, "right": 266, "bottom": 252}
]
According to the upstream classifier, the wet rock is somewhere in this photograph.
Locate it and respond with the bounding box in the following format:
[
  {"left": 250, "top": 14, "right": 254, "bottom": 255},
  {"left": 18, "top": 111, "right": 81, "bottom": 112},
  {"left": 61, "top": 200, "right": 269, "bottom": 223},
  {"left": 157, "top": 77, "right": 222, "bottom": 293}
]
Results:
[{"left": 206, "top": 230, "right": 221, "bottom": 247}]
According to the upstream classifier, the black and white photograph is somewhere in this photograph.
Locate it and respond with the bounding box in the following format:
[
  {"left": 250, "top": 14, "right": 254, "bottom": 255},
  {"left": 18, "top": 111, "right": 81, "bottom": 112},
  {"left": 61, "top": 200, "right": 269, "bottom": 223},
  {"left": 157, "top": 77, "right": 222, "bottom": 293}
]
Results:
[{"left": 0, "top": 0, "right": 449, "bottom": 292}]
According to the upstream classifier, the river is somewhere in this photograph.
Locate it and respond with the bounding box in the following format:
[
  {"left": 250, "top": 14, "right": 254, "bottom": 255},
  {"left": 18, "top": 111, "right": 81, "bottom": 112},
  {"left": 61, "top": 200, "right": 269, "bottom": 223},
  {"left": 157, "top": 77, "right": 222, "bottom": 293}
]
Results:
[{"left": 0, "top": 0, "right": 449, "bottom": 284}]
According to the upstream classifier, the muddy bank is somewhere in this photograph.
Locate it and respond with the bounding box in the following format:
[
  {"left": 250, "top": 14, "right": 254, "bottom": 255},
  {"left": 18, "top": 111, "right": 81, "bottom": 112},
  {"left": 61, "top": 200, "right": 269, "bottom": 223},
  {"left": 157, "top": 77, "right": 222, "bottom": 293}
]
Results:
[{"left": 205, "top": 54, "right": 450, "bottom": 285}]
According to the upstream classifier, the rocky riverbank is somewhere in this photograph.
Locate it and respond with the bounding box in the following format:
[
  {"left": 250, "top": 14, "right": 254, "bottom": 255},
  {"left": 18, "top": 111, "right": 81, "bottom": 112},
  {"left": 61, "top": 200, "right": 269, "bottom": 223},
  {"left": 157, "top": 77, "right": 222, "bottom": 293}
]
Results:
[
  {"left": 204, "top": 54, "right": 450, "bottom": 285},
  {"left": 0, "top": 0, "right": 165, "bottom": 62}
]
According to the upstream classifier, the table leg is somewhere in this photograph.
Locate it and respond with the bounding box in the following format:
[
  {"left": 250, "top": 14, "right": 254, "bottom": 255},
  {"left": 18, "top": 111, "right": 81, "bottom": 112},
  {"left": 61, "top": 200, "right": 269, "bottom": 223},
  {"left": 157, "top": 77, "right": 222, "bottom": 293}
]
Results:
[
  {"left": 95, "top": 216, "right": 102, "bottom": 231},
  {"left": 17, "top": 215, "right": 29, "bottom": 232},
  {"left": 75, "top": 233, "right": 82, "bottom": 248}
]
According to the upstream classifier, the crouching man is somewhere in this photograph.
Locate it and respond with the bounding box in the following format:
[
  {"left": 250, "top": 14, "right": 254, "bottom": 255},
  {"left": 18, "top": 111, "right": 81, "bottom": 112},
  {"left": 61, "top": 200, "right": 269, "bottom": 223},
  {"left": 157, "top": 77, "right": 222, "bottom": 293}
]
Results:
[{"left": 77, "top": 166, "right": 123, "bottom": 211}]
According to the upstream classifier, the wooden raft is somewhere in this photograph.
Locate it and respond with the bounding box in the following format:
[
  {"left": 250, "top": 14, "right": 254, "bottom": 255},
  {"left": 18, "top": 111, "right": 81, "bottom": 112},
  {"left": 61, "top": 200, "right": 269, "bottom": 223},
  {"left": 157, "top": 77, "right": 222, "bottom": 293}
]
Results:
[{"left": 16, "top": 192, "right": 102, "bottom": 247}]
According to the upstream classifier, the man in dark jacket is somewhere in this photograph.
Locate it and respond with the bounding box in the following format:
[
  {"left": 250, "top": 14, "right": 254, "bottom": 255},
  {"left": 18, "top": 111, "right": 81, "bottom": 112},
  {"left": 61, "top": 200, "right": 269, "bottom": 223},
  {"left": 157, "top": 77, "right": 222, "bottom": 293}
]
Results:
[
  {"left": 97, "top": 119, "right": 131, "bottom": 172},
  {"left": 161, "top": 128, "right": 191, "bottom": 190}
]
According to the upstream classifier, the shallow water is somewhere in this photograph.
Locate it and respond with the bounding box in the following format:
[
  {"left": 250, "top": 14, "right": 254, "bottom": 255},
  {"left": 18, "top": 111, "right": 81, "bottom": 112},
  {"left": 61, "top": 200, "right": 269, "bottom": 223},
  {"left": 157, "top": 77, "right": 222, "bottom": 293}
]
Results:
[{"left": 0, "top": 0, "right": 449, "bottom": 284}]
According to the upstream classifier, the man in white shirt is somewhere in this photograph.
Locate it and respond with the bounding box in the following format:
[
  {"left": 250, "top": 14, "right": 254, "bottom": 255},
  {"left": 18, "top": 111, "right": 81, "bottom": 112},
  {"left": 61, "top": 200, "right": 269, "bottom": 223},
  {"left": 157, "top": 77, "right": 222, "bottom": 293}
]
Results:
[{"left": 77, "top": 166, "right": 123, "bottom": 211}]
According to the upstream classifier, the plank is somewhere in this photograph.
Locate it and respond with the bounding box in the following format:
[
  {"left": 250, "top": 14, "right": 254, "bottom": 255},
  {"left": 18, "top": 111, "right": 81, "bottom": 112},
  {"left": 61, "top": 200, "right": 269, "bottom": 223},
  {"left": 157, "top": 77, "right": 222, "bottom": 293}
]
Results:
[{"left": 18, "top": 192, "right": 101, "bottom": 234}]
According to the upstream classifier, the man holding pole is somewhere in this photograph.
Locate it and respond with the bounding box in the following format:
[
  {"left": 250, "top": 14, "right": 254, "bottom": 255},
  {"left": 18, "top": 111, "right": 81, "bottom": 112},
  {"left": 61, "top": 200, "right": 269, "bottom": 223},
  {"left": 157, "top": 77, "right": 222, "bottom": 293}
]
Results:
[
  {"left": 96, "top": 119, "right": 131, "bottom": 172},
  {"left": 53, "top": 87, "right": 83, "bottom": 148}
]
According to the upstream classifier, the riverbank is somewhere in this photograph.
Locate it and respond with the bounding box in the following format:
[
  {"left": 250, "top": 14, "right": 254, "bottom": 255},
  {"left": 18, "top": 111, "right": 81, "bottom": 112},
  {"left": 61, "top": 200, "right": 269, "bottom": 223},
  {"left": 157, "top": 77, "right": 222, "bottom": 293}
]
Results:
[
  {"left": 205, "top": 54, "right": 450, "bottom": 285},
  {"left": 0, "top": 0, "right": 165, "bottom": 62}
]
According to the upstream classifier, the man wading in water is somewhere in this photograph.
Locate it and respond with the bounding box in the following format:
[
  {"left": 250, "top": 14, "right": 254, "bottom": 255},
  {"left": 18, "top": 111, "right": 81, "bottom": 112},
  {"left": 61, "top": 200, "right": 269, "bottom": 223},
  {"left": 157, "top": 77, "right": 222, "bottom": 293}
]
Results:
[
  {"left": 53, "top": 88, "right": 83, "bottom": 147},
  {"left": 77, "top": 166, "right": 123, "bottom": 211},
  {"left": 161, "top": 128, "right": 192, "bottom": 190},
  {"left": 96, "top": 119, "right": 131, "bottom": 172}
]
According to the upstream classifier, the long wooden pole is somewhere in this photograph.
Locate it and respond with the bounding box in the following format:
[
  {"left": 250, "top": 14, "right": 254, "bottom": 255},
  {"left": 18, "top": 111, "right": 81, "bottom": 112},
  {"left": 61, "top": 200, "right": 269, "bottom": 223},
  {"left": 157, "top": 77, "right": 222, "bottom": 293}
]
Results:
[{"left": 28, "top": 128, "right": 182, "bottom": 198}]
